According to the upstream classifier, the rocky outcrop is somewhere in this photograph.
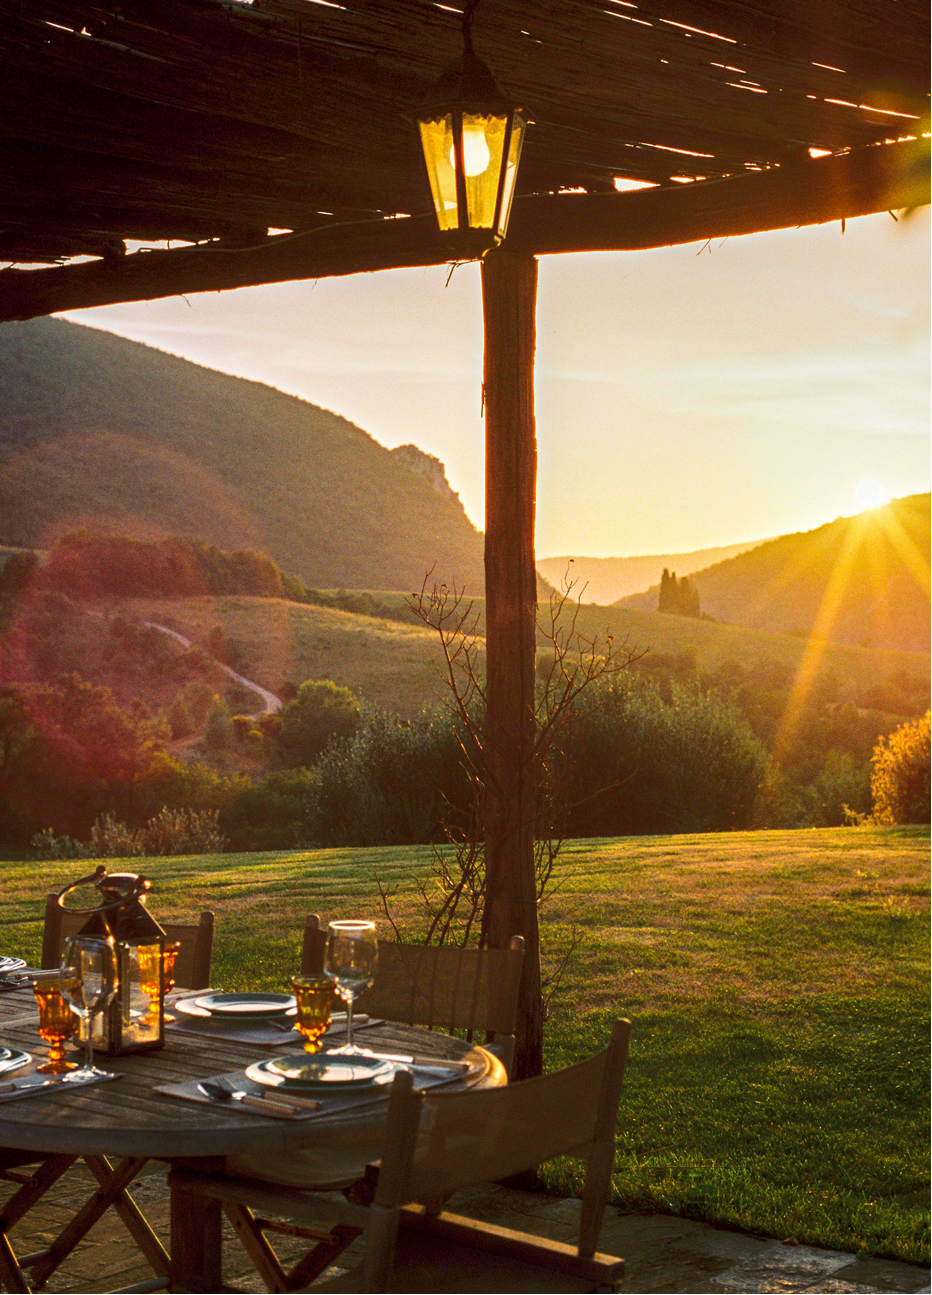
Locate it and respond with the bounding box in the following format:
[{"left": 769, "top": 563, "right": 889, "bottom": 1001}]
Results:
[{"left": 391, "top": 443, "right": 464, "bottom": 512}]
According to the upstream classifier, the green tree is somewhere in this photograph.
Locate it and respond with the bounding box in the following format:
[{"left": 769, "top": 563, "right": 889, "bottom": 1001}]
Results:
[
  {"left": 275, "top": 679, "right": 361, "bottom": 768},
  {"left": 870, "top": 711, "right": 930, "bottom": 824}
]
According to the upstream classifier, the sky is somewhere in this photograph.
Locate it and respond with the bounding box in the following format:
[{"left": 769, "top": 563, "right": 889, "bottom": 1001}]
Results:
[{"left": 62, "top": 206, "right": 930, "bottom": 561}]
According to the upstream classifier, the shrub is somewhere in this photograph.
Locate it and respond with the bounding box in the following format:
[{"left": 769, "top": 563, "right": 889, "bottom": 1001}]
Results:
[
  {"left": 221, "top": 768, "right": 317, "bottom": 851},
  {"left": 87, "top": 812, "right": 145, "bottom": 856},
  {"left": 302, "top": 706, "right": 471, "bottom": 848},
  {"left": 30, "top": 827, "right": 87, "bottom": 860},
  {"left": 870, "top": 711, "right": 931, "bottom": 825},
  {"left": 275, "top": 679, "right": 361, "bottom": 769},
  {"left": 60, "top": 806, "right": 228, "bottom": 857},
  {"left": 555, "top": 675, "right": 767, "bottom": 837},
  {"left": 139, "top": 806, "right": 226, "bottom": 856}
]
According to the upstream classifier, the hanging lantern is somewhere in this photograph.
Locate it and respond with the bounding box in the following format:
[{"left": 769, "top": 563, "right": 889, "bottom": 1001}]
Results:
[
  {"left": 417, "top": 24, "right": 528, "bottom": 256},
  {"left": 57, "top": 866, "right": 166, "bottom": 1056}
]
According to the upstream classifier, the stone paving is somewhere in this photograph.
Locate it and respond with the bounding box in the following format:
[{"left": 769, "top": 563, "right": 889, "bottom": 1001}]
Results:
[{"left": 1, "top": 1160, "right": 928, "bottom": 1294}]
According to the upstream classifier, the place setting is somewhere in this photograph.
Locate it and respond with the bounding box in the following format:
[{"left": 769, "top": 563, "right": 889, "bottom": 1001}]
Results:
[
  {"left": 161, "top": 920, "right": 480, "bottom": 1121},
  {"left": 169, "top": 988, "right": 380, "bottom": 1046},
  {"left": 0, "top": 936, "right": 123, "bottom": 1104}
]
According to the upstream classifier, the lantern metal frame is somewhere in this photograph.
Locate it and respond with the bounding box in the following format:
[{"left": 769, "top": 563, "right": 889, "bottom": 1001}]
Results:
[
  {"left": 57, "top": 866, "right": 167, "bottom": 1057},
  {"left": 416, "top": 7, "right": 528, "bottom": 256}
]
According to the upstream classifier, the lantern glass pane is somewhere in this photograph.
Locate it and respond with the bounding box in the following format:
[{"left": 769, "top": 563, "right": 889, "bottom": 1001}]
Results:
[
  {"left": 121, "top": 941, "right": 162, "bottom": 1049},
  {"left": 463, "top": 113, "right": 507, "bottom": 229},
  {"left": 419, "top": 115, "right": 459, "bottom": 231},
  {"left": 496, "top": 112, "right": 527, "bottom": 239}
]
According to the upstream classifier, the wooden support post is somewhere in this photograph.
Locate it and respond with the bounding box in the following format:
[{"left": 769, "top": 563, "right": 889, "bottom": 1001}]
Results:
[{"left": 480, "top": 247, "right": 542, "bottom": 1081}]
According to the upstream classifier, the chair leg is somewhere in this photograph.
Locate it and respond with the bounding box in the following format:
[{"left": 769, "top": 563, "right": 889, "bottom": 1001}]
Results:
[
  {"left": 83, "top": 1157, "right": 170, "bottom": 1280},
  {"left": 0, "top": 1232, "right": 30, "bottom": 1295},
  {"left": 361, "top": 1204, "right": 401, "bottom": 1294},
  {"left": 0, "top": 1156, "right": 76, "bottom": 1234},
  {"left": 222, "top": 1203, "right": 361, "bottom": 1294},
  {"left": 284, "top": 1224, "right": 362, "bottom": 1291},
  {"left": 0, "top": 1155, "right": 76, "bottom": 1294},
  {"left": 222, "top": 1204, "right": 289, "bottom": 1294},
  {"left": 26, "top": 1157, "right": 150, "bottom": 1288},
  {"left": 397, "top": 1205, "right": 625, "bottom": 1289},
  {"left": 578, "top": 1140, "right": 615, "bottom": 1259}
]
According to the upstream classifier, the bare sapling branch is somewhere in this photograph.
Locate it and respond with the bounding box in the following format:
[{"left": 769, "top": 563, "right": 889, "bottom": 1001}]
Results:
[{"left": 387, "top": 569, "right": 643, "bottom": 1003}]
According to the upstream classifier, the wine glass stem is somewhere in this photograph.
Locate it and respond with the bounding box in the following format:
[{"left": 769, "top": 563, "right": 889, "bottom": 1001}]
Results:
[
  {"left": 83, "top": 1011, "right": 95, "bottom": 1073},
  {"left": 345, "top": 996, "right": 354, "bottom": 1050}
]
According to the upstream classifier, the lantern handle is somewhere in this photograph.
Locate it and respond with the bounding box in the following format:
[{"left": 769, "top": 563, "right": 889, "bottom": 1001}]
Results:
[{"left": 55, "top": 866, "right": 151, "bottom": 915}]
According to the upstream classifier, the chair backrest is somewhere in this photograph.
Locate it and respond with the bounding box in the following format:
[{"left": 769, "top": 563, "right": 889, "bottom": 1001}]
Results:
[
  {"left": 42, "top": 894, "right": 214, "bottom": 990},
  {"left": 361, "top": 1018, "right": 631, "bottom": 1287},
  {"left": 301, "top": 916, "right": 524, "bottom": 1038},
  {"left": 394, "top": 1018, "right": 629, "bottom": 1203},
  {"left": 301, "top": 913, "right": 327, "bottom": 976}
]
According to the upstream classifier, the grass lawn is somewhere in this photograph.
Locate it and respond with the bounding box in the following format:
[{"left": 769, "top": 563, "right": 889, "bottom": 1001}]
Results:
[{"left": 3, "top": 825, "right": 928, "bottom": 1264}]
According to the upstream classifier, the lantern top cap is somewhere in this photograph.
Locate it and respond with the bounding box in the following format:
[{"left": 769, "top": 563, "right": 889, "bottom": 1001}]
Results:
[{"left": 418, "top": 46, "right": 517, "bottom": 119}]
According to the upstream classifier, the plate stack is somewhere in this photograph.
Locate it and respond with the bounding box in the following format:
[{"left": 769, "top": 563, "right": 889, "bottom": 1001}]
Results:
[{"left": 174, "top": 992, "right": 296, "bottom": 1023}]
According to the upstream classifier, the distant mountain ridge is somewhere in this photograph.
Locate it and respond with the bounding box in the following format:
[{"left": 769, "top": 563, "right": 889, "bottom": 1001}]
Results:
[
  {"left": 0, "top": 317, "right": 485, "bottom": 594},
  {"left": 618, "top": 494, "right": 930, "bottom": 655},
  {"left": 537, "top": 540, "right": 767, "bottom": 606}
]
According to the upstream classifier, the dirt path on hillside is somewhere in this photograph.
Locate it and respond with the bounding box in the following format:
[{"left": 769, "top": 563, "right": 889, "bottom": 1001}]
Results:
[{"left": 143, "top": 621, "right": 282, "bottom": 715}]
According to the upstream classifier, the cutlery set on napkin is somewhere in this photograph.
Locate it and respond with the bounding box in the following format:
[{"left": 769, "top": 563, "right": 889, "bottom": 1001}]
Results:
[{"left": 0, "top": 1046, "right": 119, "bottom": 1103}]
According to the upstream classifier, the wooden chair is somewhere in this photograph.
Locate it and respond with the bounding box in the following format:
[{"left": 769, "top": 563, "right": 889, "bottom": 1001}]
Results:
[
  {"left": 0, "top": 903, "right": 214, "bottom": 1292},
  {"left": 41, "top": 895, "right": 214, "bottom": 989},
  {"left": 170, "top": 1018, "right": 631, "bottom": 1294},
  {"left": 302, "top": 915, "right": 525, "bottom": 1075}
]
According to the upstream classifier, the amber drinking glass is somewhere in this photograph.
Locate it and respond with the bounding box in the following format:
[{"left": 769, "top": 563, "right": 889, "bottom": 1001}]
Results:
[
  {"left": 137, "top": 941, "right": 181, "bottom": 1026},
  {"left": 160, "top": 942, "right": 181, "bottom": 1023},
  {"left": 289, "top": 975, "right": 333, "bottom": 1054},
  {"left": 32, "top": 973, "right": 78, "bottom": 1074}
]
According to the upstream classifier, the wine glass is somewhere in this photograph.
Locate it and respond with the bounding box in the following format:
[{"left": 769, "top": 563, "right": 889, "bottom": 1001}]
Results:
[
  {"left": 31, "top": 973, "right": 78, "bottom": 1074},
  {"left": 60, "top": 935, "right": 119, "bottom": 1081},
  {"left": 324, "top": 921, "right": 377, "bottom": 1054},
  {"left": 289, "top": 975, "right": 333, "bottom": 1054}
]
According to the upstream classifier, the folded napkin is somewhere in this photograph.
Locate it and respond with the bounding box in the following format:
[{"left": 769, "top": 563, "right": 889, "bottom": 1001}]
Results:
[
  {"left": 0, "top": 1071, "right": 118, "bottom": 1103},
  {"left": 156, "top": 1072, "right": 322, "bottom": 1120}
]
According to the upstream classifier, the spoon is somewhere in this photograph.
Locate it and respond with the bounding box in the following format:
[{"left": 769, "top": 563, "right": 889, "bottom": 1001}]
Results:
[{"left": 197, "top": 1080, "right": 317, "bottom": 1117}]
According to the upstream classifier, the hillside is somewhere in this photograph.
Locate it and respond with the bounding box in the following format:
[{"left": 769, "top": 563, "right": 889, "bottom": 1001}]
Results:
[
  {"left": 106, "top": 590, "right": 927, "bottom": 717},
  {"left": 0, "top": 317, "right": 485, "bottom": 594},
  {"left": 618, "top": 494, "right": 930, "bottom": 655},
  {"left": 537, "top": 539, "right": 766, "bottom": 606}
]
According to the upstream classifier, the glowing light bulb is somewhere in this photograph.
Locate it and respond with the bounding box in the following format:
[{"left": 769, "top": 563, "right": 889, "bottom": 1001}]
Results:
[{"left": 449, "top": 126, "right": 491, "bottom": 176}]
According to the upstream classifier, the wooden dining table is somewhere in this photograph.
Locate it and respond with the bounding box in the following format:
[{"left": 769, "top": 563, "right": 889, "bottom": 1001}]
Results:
[{"left": 0, "top": 983, "right": 505, "bottom": 1292}]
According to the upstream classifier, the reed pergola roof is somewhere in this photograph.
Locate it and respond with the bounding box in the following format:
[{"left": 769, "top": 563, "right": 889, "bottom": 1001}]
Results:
[{"left": 0, "top": 0, "right": 927, "bottom": 320}]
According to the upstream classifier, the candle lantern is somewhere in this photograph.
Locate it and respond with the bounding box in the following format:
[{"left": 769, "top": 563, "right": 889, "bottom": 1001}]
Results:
[{"left": 56, "top": 866, "right": 166, "bottom": 1056}]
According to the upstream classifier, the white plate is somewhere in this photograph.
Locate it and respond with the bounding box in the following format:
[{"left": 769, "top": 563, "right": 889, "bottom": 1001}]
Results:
[
  {"left": 192, "top": 993, "right": 296, "bottom": 1019},
  {"left": 174, "top": 996, "right": 296, "bottom": 1024},
  {"left": 246, "top": 1055, "right": 395, "bottom": 1091},
  {"left": 0, "top": 958, "right": 26, "bottom": 976}
]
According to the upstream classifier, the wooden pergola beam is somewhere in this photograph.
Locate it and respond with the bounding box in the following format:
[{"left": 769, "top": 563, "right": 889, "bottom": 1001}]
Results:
[{"left": 0, "top": 138, "right": 926, "bottom": 322}]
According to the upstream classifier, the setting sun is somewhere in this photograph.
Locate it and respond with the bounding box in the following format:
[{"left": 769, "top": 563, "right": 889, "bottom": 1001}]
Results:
[{"left": 856, "top": 478, "right": 889, "bottom": 509}]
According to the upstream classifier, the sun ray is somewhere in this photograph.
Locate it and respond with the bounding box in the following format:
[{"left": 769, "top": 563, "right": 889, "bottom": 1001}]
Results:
[
  {"left": 771, "top": 501, "right": 930, "bottom": 763},
  {"left": 771, "top": 515, "right": 869, "bottom": 763}
]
